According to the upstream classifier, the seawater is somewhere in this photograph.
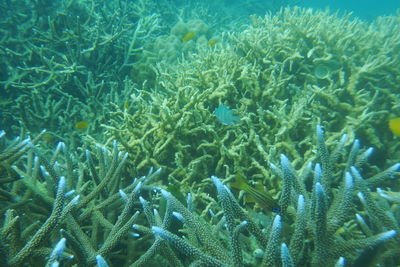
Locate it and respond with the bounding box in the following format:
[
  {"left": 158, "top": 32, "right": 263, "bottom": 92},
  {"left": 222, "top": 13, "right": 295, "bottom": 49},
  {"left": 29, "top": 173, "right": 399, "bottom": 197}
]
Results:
[{"left": 302, "top": 0, "right": 399, "bottom": 20}]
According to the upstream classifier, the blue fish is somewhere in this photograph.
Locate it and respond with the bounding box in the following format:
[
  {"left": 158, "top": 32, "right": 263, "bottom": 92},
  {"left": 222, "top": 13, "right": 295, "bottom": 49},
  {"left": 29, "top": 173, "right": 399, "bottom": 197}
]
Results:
[{"left": 215, "top": 105, "right": 239, "bottom": 126}]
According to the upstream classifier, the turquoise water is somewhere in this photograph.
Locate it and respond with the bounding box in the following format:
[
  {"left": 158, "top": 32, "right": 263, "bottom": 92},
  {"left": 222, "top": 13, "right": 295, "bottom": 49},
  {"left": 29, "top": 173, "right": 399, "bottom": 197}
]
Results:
[{"left": 302, "top": 0, "right": 399, "bottom": 20}]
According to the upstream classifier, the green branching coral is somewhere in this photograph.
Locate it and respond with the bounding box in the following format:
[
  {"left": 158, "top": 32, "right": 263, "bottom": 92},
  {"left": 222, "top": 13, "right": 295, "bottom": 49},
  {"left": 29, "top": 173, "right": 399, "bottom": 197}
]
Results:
[
  {"left": 0, "top": 0, "right": 160, "bottom": 139},
  {"left": 133, "top": 124, "right": 399, "bottom": 267},
  {"left": 0, "top": 128, "right": 162, "bottom": 266},
  {"left": 0, "top": 128, "right": 45, "bottom": 185},
  {"left": 1, "top": 2, "right": 400, "bottom": 267},
  {"left": 1, "top": 120, "right": 400, "bottom": 266},
  {"left": 106, "top": 7, "right": 400, "bottom": 196}
]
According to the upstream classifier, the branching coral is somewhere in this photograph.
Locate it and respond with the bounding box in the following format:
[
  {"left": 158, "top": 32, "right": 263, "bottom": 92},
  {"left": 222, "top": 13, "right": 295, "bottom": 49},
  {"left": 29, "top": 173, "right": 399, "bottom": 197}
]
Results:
[
  {"left": 133, "top": 125, "right": 399, "bottom": 266},
  {"left": 0, "top": 0, "right": 161, "bottom": 140},
  {"left": 0, "top": 128, "right": 162, "bottom": 266},
  {"left": 0, "top": 128, "right": 45, "bottom": 185},
  {"left": 105, "top": 8, "right": 400, "bottom": 195},
  {"left": 1, "top": 3, "right": 400, "bottom": 267},
  {"left": 238, "top": 8, "right": 400, "bottom": 152},
  {"left": 1, "top": 119, "right": 400, "bottom": 266}
]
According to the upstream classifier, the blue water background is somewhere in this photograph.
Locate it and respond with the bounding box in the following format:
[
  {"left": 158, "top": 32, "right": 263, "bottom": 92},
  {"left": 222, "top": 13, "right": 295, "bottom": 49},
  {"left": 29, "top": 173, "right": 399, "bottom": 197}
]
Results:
[{"left": 301, "top": 0, "right": 399, "bottom": 20}]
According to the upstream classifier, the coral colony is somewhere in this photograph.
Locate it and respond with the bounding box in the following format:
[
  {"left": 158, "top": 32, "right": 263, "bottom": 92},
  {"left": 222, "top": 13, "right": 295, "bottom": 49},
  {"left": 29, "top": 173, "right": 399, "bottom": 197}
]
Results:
[{"left": 1, "top": 0, "right": 400, "bottom": 266}]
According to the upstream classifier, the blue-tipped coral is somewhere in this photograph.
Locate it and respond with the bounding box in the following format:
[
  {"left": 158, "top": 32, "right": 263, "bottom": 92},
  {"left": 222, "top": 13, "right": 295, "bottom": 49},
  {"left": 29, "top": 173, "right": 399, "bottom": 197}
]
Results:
[
  {"left": 0, "top": 129, "right": 160, "bottom": 266},
  {"left": 134, "top": 124, "right": 399, "bottom": 266},
  {"left": 1, "top": 122, "right": 399, "bottom": 266}
]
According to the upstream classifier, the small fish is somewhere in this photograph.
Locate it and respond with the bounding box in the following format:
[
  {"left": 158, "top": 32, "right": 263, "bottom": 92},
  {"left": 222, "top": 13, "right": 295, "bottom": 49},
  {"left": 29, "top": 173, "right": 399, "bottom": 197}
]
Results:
[
  {"left": 75, "top": 121, "right": 89, "bottom": 130},
  {"left": 182, "top": 31, "right": 196, "bottom": 42},
  {"left": 230, "top": 175, "right": 280, "bottom": 212},
  {"left": 389, "top": 117, "right": 400, "bottom": 136},
  {"left": 215, "top": 105, "right": 239, "bottom": 126},
  {"left": 41, "top": 132, "right": 55, "bottom": 144},
  {"left": 208, "top": 39, "right": 216, "bottom": 46}
]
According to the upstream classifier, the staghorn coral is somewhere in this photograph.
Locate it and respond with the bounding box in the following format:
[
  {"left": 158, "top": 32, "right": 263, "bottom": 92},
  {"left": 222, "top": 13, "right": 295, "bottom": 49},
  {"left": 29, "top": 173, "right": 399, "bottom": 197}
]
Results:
[
  {"left": 0, "top": 0, "right": 303, "bottom": 144},
  {"left": 133, "top": 124, "right": 400, "bottom": 267},
  {"left": 238, "top": 8, "right": 400, "bottom": 157},
  {"left": 0, "top": 0, "right": 161, "bottom": 138},
  {"left": 0, "top": 127, "right": 45, "bottom": 185},
  {"left": 14, "top": 78, "right": 137, "bottom": 147},
  {"left": 0, "top": 0, "right": 262, "bottom": 141},
  {"left": 106, "top": 8, "right": 400, "bottom": 196},
  {"left": 1, "top": 120, "right": 400, "bottom": 266},
  {"left": 0, "top": 128, "right": 162, "bottom": 266},
  {"left": 1, "top": 4, "right": 400, "bottom": 267}
]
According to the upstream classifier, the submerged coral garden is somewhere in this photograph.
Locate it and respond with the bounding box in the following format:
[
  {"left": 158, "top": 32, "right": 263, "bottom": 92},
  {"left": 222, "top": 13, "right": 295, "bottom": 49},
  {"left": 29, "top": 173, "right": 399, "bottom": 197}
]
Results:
[{"left": 1, "top": 0, "right": 400, "bottom": 266}]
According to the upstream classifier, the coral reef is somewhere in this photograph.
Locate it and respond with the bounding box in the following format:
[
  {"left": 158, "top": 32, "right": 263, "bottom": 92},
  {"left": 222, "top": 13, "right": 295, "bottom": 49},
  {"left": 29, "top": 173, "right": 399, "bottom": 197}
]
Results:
[
  {"left": 1, "top": 124, "right": 399, "bottom": 266},
  {"left": 132, "top": 125, "right": 400, "bottom": 266},
  {"left": 1, "top": 0, "right": 294, "bottom": 142},
  {"left": 106, "top": 8, "right": 400, "bottom": 193},
  {"left": 0, "top": 128, "right": 160, "bottom": 266},
  {"left": 0, "top": 0, "right": 161, "bottom": 140},
  {"left": 1, "top": 1, "right": 400, "bottom": 266}
]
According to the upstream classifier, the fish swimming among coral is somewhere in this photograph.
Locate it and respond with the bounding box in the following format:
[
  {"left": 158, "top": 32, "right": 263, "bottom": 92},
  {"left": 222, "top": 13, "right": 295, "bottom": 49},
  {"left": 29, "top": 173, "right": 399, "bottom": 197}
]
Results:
[
  {"left": 182, "top": 31, "right": 196, "bottom": 42},
  {"left": 208, "top": 39, "right": 217, "bottom": 46},
  {"left": 215, "top": 105, "right": 239, "bottom": 126},
  {"left": 230, "top": 175, "right": 280, "bottom": 212},
  {"left": 75, "top": 121, "right": 89, "bottom": 130},
  {"left": 389, "top": 117, "right": 400, "bottom": 136}
]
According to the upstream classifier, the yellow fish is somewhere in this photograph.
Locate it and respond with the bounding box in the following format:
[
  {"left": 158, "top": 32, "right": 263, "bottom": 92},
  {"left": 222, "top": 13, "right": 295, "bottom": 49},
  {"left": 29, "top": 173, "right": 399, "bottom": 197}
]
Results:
[
  {"left": 389, "top": 117, "right": 400, "bottom": 136},
  {"left": 75, "top": 121, "right": 89, "bottom": 130},
  {"left": 41, "top": 132, "right": 55, "bottom": 144},
  {"left": 182, "top": 31, "right": 196, "bottom": 42},
  {"left": 230, "top": 175, "right": 280, "bottom": 212},
  {"left": 208, "top": 39, "right": 216, "bottom": 46}
]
